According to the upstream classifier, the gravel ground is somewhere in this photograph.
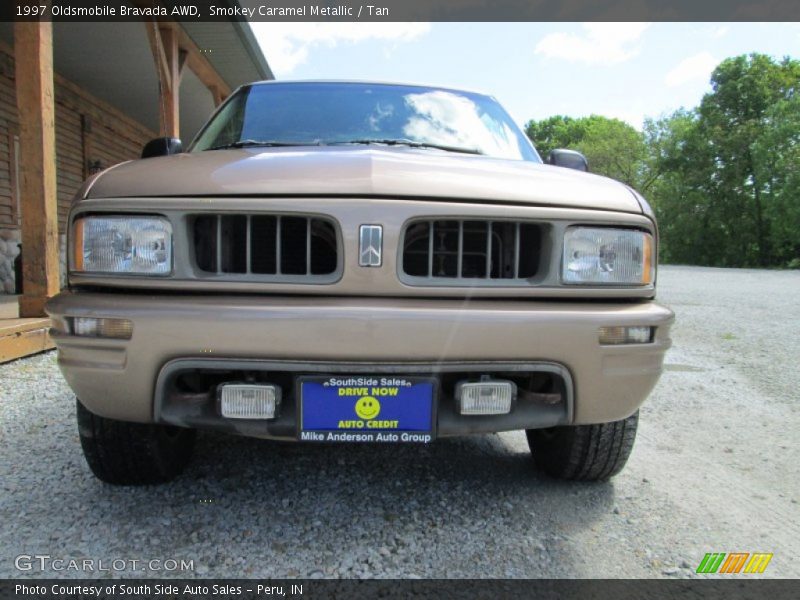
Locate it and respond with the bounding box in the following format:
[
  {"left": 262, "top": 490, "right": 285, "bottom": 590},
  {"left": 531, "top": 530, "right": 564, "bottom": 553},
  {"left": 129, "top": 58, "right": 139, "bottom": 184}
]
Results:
[{"left": 1, "top": 265, "right": 798, "bottom": 579}]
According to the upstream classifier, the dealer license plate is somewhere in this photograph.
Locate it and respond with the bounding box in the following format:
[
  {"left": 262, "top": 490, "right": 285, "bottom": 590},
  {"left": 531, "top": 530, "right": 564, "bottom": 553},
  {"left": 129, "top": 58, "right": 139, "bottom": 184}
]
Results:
[{"left": 299, "top": 376, "right": 435, "bottom": 443}]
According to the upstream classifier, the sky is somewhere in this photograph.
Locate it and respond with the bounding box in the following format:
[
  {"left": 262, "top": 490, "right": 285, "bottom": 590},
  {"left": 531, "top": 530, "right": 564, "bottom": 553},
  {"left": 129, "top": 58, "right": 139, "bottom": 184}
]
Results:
[{"left": 248, "top": 22, "right": 800, "bottom": 130}]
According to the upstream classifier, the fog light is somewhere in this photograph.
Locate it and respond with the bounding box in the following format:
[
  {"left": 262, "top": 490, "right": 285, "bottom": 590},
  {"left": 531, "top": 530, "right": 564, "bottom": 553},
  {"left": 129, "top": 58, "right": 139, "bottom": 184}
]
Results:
[
  {"left": 219, "top": 384, "right": 280, "bottom": 420},
  {"left": 455, "top": 380, "right": 516, "bottom": 415},
  {"left": 599, "top": 326, "right": 654, "bottom": 345},
  {"left": 71, "top": 317, "right": 133, "bottom": 339}
]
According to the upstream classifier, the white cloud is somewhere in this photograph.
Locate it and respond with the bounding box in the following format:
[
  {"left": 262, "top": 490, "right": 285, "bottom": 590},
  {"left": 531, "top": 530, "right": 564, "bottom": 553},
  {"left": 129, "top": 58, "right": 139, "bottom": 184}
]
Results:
[
  {"left": 534, "top": 23, "right": 651, "bottom": 66},
  {"left": 713, "top": 25, "right": 729, "bottom": 38},
  {"left": 664, "top": 52, "right": 718, "bottom": 88},
  {"left": 249, "top": 23, "right": 431, "bottom": 76}
]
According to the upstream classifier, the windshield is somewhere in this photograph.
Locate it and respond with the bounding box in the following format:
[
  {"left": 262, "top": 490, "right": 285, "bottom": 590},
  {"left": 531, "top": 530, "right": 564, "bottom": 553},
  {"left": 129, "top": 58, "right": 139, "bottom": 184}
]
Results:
[{"left": 190, "top": 82, "right": 540, "bottom": 162}]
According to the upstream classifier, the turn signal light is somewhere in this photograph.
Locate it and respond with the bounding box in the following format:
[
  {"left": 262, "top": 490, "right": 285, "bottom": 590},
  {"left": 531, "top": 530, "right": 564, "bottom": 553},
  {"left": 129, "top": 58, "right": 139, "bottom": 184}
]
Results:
[
  {"left": 70, "top": 317, "right": 133, "bottom": 339},
  {"left": 599, "top": 326, "right": 654, "bottom": 345}
]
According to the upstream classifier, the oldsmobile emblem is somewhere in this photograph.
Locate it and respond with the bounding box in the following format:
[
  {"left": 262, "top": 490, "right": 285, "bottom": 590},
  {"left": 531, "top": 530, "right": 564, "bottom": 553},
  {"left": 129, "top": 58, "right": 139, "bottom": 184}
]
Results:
[{"left": 359, "top": 225, "right": 383, "bottom": 267}]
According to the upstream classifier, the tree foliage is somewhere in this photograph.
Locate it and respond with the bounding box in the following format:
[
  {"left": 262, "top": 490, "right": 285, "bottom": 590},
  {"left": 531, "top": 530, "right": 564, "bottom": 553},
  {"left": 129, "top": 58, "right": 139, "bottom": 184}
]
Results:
[
  {"left": 525, "top": 115, "right": 651, "bottom": 190},
  {"left": 525, "top": 53, "right": 800, "bottom": 268}
]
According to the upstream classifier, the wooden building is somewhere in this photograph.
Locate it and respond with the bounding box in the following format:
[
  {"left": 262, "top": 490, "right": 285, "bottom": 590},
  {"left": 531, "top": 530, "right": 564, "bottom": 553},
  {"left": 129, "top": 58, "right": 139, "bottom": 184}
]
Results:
[{"left": 0, "top": 12, "right": 272, "bottom": 362}]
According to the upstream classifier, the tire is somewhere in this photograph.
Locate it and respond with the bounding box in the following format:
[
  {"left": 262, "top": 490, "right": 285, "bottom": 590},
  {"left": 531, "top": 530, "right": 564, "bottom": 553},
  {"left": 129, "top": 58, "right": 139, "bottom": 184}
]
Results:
[
  {"left": 76, "top": 399, "right": 196, "bottom": 485},
  {"left": 526, "top": 411, "right": 639, "bottom": 481}
]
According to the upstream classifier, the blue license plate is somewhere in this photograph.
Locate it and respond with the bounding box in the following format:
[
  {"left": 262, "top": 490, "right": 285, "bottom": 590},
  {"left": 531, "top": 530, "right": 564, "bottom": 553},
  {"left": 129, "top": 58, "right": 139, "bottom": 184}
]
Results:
[{"left": 299, "top": 376, "right": 435, "bottom": 443}]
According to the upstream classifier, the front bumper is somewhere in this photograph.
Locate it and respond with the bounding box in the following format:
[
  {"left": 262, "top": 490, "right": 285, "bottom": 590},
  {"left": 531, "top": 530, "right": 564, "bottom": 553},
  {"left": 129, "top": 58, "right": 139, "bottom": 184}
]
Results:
[{"left": 47, "top": 292, "right": 674, "bottom": 436}]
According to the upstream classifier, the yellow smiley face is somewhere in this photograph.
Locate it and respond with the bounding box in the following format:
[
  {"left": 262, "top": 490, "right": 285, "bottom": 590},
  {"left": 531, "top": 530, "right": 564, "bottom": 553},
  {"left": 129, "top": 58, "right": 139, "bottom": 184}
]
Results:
[{"left": 354, "top": 396, "right": 381, "bottom": 420}]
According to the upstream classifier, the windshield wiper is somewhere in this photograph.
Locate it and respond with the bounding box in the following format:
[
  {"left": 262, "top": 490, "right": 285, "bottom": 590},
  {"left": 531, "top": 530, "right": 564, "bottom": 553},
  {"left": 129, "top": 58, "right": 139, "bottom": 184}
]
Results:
[
  {"left": 206, "top": 139, "right": 319, "bottom": 151},
  {"left": 331, "top": 139, "right": 483, "bottom": 155}
]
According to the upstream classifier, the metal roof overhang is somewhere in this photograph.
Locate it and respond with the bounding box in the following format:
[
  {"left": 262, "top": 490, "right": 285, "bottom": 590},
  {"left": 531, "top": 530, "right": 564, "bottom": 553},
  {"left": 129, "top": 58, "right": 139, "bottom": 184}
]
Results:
[{"left": 0, "top": 12, "right": 272, "bottom": 140}]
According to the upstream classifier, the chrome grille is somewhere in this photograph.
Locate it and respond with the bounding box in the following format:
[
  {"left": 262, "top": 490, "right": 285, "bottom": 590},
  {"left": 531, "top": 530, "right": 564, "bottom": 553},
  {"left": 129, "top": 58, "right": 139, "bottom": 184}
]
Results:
[
  {"left": 192, "top": 214, "right": 338, "bottom": 279},
  {"left": 402, "top": 219, "right": 542, "bottom": 281}
]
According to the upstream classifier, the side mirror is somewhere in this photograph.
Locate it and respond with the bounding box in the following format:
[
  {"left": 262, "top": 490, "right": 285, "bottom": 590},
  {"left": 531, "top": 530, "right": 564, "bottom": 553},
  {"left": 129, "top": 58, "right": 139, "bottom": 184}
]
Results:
[
  {"left": 141, "top": 137, "right": 183, "bottom": 159},
  {"left": 547, "top": 149, "right": 589, "bottom": 172}
]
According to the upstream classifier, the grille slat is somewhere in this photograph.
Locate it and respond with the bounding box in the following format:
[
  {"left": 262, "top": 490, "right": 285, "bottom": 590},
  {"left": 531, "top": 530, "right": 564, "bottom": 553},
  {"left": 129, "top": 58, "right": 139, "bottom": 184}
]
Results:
[
  {"left": 306, "top": 218, "right": 312, "bottom": 275},
  {"left": 276, "top": 215, "right": 282, "bottom": 275},
  {"left": 193, "top": 214, "right": 337, "bottom": 280},
  {"left": 245, "top": 215, "right": 251, "bottom": 274},
  {"left": 215, "top": 216, "right": 222, "bottom": 274},
  {"left": 485, "top": 222, "right": 492, "bottom": 279},
  {"left": 402, "top": 219, "right": 541, "bottom": 282},
  {"left": 427, "top": 221, "right": 434, "bottom": 277},
  {"left": 456, "top": 221, "right": 463, "bottom": 278}
]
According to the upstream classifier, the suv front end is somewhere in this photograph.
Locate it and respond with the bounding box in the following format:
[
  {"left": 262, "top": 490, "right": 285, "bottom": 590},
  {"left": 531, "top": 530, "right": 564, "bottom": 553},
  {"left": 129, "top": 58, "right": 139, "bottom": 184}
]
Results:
[{"left": 47, "top": 81, "right": 673, "bottom": 485}]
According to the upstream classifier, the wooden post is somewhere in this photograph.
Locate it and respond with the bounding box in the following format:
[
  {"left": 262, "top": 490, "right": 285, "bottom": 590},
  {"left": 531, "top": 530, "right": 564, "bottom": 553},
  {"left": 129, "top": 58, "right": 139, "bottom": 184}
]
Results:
[
  {"left": 14, "top": 21, "right": 60, "bottom": 318},
  {"left": 145, "top": 22, "right": 190, "bottom": 138},
  {"left": 140, "top": 15, "right": 232, "bottom": 134},
  {"left": 158, "top": 26, "right": 180, "bottom": 138},
  {"left": 209, "top": 85, "right": 225, "bottom": 108}
]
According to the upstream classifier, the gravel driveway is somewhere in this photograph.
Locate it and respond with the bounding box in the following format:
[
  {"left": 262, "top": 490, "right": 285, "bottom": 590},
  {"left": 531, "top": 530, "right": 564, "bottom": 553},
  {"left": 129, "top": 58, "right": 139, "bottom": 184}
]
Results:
[{"left": 1, "top": 265, "right": 798, "bottom": 579}]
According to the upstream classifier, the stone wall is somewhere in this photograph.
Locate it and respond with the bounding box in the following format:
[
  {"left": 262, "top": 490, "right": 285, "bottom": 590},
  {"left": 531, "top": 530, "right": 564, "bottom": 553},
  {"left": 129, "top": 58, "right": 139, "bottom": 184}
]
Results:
[
  {"left": 0, "top": 227, "right": 20, "bottom": 293},
  {"left": 0, "top": 228, "right": 67, "bottom": 294}
]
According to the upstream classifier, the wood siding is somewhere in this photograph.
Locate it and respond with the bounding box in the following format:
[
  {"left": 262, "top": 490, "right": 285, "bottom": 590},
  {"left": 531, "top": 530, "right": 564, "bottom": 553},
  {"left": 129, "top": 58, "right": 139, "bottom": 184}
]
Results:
[{"left": 0, "top": 46, "right": 156, "bottom": 233}]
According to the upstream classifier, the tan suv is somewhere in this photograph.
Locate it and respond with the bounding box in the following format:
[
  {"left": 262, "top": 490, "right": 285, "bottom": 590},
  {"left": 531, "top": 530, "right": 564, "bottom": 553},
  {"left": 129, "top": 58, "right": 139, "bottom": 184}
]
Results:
[{"left": 47, "top": 81, "right": 673, "bottom": 485}]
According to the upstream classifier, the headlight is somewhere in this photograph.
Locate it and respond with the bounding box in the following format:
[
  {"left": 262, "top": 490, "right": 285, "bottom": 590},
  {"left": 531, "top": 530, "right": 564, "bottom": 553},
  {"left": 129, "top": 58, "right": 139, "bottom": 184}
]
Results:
[
  {"left": 562, "top": 227, "right": 654, "bottom": 285},
  {"left": 72, "top": 216, "right": 172, "bottom": 275}
]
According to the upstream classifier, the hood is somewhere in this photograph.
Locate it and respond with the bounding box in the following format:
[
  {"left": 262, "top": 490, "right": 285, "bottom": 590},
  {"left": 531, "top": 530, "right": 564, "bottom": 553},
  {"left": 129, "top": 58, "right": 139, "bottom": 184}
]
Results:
[{"left": 87, "top": 146, "right": 642, "bottom": 214}]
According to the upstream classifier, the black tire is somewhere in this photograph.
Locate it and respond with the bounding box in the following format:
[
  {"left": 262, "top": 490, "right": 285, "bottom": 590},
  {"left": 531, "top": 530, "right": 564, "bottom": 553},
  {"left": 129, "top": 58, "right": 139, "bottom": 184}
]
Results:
[
  {"left": 526, "top": 411, "right": 638, "bottom": 481},
  {"left": 76, "top": 399, "right": 195, "bottom": 485}
]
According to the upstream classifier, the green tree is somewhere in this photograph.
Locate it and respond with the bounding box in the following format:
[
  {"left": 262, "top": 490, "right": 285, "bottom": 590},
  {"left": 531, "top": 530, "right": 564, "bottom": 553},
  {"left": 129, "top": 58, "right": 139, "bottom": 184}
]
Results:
[
  {"left": 526, "top": 54, "right": 800, "bottom": 268},
  {"left": 643, "top": 109, "right": 737, "bottom": 265},
  {"left": 751, "top": 93, "right": 800, "bottom": 266},
  {"left": 693, "top": 53, "right": 800, "bottom": 266},
  {"left": 525, "top": 115, "right": 651, "bottom": 190},
  {"left": 525, "top": 115, "right": 589, "bottom": 158}
]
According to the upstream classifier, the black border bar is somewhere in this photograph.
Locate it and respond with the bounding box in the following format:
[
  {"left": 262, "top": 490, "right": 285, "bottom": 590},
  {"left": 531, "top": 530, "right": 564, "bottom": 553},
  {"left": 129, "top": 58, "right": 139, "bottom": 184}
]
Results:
[
  {"left": 3, "top": 579, "right": 800, "bottom": 600},
  {"left": 4, "top": 0, "right": 800, "bottom": 22}
]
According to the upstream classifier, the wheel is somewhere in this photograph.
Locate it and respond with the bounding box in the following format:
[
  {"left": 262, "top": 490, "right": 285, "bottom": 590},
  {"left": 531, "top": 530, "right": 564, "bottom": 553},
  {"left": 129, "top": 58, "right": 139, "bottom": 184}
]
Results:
[
  {"left": 526, "top": 411, "right": 639, "bottom": 481},
  {"left": 76, "top": 399, "right": 196, "bottom": 485}
]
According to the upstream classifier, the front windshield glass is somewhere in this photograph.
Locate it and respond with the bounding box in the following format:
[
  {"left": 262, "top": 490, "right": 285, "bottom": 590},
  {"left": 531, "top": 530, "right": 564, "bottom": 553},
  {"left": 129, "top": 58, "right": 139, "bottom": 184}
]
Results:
[{"left": 191, "top": 82, "right": 540, "bottom": 162}]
